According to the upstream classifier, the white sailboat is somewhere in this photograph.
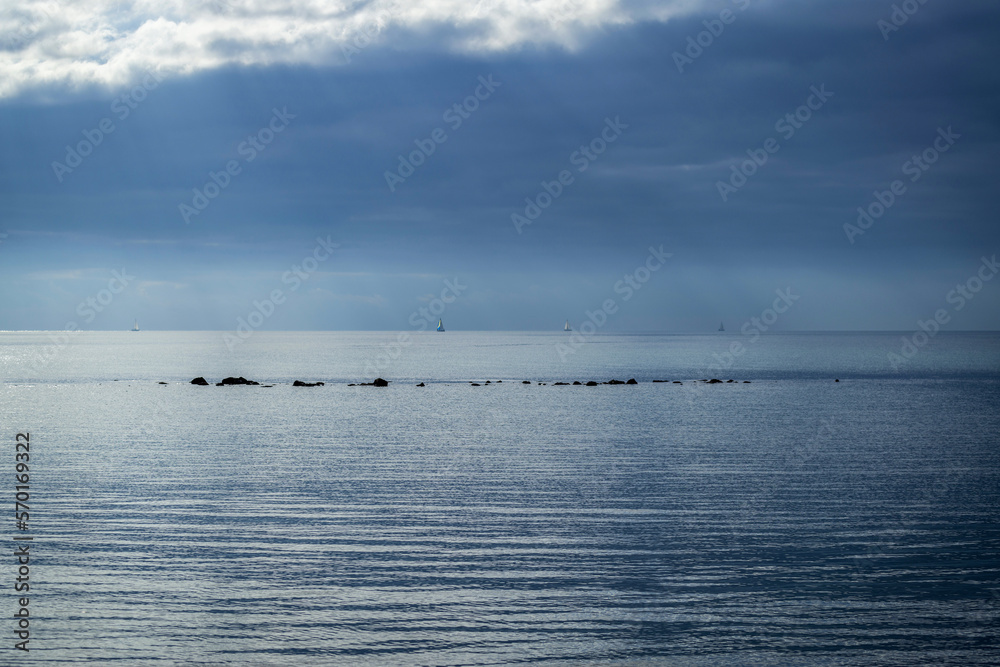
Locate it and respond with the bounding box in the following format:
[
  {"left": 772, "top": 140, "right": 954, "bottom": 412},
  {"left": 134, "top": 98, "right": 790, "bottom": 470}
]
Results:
[
  {"left": 564, "top": 320, "right": 572, "bottom": 331},
  {"left": 718, "top": 322, "right": 725, "bottom": 332},
  {"left": 436, "top": 318, "right": 445, "bottom": 332},
  {"left": 132, "top": 319, "right": 140, "bottom": 332}
]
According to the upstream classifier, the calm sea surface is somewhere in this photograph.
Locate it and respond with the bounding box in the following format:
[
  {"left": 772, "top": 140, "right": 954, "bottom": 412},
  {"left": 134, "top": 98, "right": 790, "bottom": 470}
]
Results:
[{"left": 1, "top": 331, "right": 999, "bottom": 665}]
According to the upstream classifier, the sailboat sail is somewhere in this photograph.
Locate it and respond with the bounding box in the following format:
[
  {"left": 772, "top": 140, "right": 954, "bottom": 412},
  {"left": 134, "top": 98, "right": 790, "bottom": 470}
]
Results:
[
  {"left": 564, "top": 320, "right": 571, "bottom": 331},
  {"left": 436, "top": 318, "right": 445, "bottom": 332},
  {"left": 132, "top": 319, "right": 140, "bottom": 332},
  {"left": 718, "top": 322, "right": 725, "bottom": 332}
]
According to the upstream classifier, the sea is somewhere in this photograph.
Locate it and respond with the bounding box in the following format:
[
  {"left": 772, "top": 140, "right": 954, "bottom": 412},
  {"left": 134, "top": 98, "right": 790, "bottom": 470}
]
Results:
[{"left": 1, "top": 331, "right": 999, "bottom": 665}]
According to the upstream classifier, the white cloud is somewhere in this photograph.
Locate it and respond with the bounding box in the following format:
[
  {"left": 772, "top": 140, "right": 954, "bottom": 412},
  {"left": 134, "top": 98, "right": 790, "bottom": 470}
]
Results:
[{"left": 0, "top": 0, "right": 699, "bottom": 99}]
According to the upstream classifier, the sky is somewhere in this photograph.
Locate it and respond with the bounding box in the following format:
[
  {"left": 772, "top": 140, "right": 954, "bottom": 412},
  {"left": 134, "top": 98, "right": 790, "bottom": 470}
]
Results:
[{"left": 1, "top": 0, "right": 998, "bottom": 332}]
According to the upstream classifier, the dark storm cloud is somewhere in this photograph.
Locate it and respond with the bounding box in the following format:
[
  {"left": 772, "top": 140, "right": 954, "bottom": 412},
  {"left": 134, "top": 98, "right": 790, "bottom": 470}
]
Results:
[{"left": 0, "top": 0, "right": 998, "bottom": 331}]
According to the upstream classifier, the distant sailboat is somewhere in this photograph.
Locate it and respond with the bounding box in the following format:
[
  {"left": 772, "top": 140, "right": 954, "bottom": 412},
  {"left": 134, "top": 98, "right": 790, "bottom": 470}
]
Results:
[
  {"left": 132, "top": 319, "right": 140, "bottom": 332},
  {"left": 718, "top": 322, "right": 725, "bottom": 332},
  {"left": 564, "top": 320, "right": 572, "bottom": 331},
  {"left": 436, "top": 318, "right": 445, "bottom": 332}
]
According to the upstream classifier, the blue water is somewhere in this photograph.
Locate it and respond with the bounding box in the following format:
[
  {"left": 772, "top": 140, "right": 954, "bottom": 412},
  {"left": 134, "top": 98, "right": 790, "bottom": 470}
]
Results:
[{"left": 1, "top": 332, "right": 998, "bottom": 664}]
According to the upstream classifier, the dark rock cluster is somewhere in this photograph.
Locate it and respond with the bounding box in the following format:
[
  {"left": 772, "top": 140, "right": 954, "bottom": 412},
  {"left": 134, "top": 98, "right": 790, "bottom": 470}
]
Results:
[
  {"left": 190, "top": 376, "right": 320, "bottom": 387},
  {"left": 184, "top": 376, "right": 763, "bottom": 388},
  {"left": 349, "top": 378, "right": 390, "bottom": 387},
  {"left": 217, "top": 376, "right": 259, "bottom": 386}
]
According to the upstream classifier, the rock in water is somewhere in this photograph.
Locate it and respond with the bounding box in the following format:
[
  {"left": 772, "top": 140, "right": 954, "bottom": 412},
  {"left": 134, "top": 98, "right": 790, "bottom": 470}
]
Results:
[
  {"left": 292, "top": 380, "right": 324, "bottom": 387},
  {"left": 626, "top": 378, "right": 638, "bottom": 384},
  {"left": 522, "top": 381, "right": 531, "bottom": 384},
  {"left": 373, "top": 378, "right": 389, "bottom": 387},
  {"left": 586, "top": 381, "right": 598, "bottom": 386},
  {"left": 190, "top": 377, "right": 209, "bottom": 385},
  {"left": 416, "top": 382, "right": 425, "bottom": 387},
  {"left": 217, "top": 376, "right": 260, "bottom": 386}
]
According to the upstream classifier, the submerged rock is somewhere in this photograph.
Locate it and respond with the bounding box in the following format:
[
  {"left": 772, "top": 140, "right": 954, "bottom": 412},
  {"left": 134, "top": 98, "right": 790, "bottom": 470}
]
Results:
[
  {"left": 190, "top": 377, "right": 209, "bottom": 385},
  {"left": 707, "top": 379, "right": 723, "bottom": 384},
  {"left": 572, "top": 381, "right": 582, "bottom": 385},
  {"left": 553, "top": 382, "right": 569, "bottom": 386},
  {"left": 586, "top": 381, "right": 598, "bottom": 386},
  {"left": 292, "top": 380, "right": 324, "bottom": 387},
  {"left": 606, "top": 379, "right": 625, "bottom": 385},
  {"left": 522, "top": 380, "right": 531, "bottom": 384},
  {"left": 416, "top": 382, "right": 425, "bottom": 387},
  {"left": 626, "top": 378, "right": 638, "bottom": 385},
  {"left": 470, "top": 383, "right": 481, "bottom": 386}
]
